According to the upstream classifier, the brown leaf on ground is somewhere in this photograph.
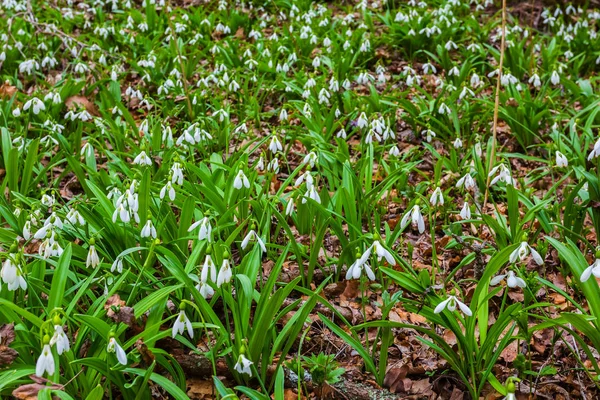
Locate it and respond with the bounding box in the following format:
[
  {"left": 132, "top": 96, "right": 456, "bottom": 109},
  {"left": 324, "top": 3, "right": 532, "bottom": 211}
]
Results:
[
  {"left": 0, "top": 81, "right": 17, "bottom": 98},
  {"left": 383, "top": 364, "right": 410, "bottom": 393},
  {"left": 65, "top": 95, "right": 99, "bottom": 116},
  {"left": 341, "top": 280, "right": 360, "bottom": 299},
  {"left": 187, "top": 378, "right": 214, "bottom": 400},
  {"left": 105, "top": 294, "right": 135, "bottom": 326},
  {"left": 500, "top": 340, "right": 518, "bottom": 362},
  {"left": 0, "top": 323, "right": 16, "bottom": 345},
  {"left": 12, "top": 376, "right": 63, "bottom": 400}
]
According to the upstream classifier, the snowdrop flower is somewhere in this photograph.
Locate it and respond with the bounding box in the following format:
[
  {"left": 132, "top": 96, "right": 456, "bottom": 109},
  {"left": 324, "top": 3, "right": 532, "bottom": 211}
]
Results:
[
  {"left": 491, "top": 270, "right": 526, "bottom": 288},
  {"left": 302, "top": 185, "right": 321, "bottom": 204},
  {"left": 201, "top": 253, "right": 217, "bottom": 283},
  {"left": 555, "top": 151, "right": 568, "bottom": 167},
  {"left": 456, "top": 173, "right": 476, "bottom": 190},
  {"left": 470, "top": 73, "right": 481, "bottom": 88},
  {"left": 509, "top": 242, "right": 543, "bottom": 265},
  {"left": 41, "top": 194, "right": 54, "bottom": 207},
  {"left": 588, "top": 137, "right": 600, "bottom": 160},
  {"left": 401, "top": 204, "right": 425, "bottom": 233},
  {"left": 50, "top": 324, "right": 70, "bottom": 355},
  {"left": 141, "top": 219, "right": 157, "bottom": 239},
  {"left": 550, "top": 70, "right": 560, "bottom": 85},
  {"left": 429, "top": 187, "right": 444, "bottom": 206},
  {"left": 160, "top": 181, "right": 176, "bottom": 201},
  {"left": 233, "top": 170, "right": 250, "bottom": 189},
  {"left": 489, "top": 164, "right": 515, "bottom": 186},
  {"left": 23, "top": 98, "right": 45, "bottom": 115},
  {"left": 189, "top": 217, "right": 212, "bottom": 241},
  {"left": 423, "top": 129, "right": 436, "bottom": 143},
  {"left": 234, "top": 354, "right": 253, "bottom": 376},
  {"left": 346, "top": 249, "right": 376, "bottom": 281},
  {"left": 268, "top": 136, "right": 283, "bottom": 153},
  {"left": 528, "top": 73, "right": 541, "bottom": 88},
  {"left": 389, "top": 145, "right": 400, "bottom": 157},
  {"left": 113, "top": 203, "right": 130, "bottom": 223},
  {"left": 241, "top": 230, "right": 267, "bottom": 253},
  {"left": 86, "top": 240, "right": 100, "bottom": 268},
  {"left": 459, "top": 202, "right": 471, "bottom": 219},
  {"left": 36, "top": 341, "right": 55, "bottom": 377},
  {"left": 434, "top": 294, "right": 472, "bottom": 316},
  {"left": 581, "top": 257, "right": 600, "bottom": 282},
  {"left": 357, "top": 112, "right": 368, "bottom": 129},
  {"left": 133, "top": 151, "right": 152, "bottom": 166},
  {"left": 66, "top": 208, "right": 85, "bottom": 226},
  {"left": 107, "top": 336, "right": 127, "bottom": 365},
  {"left": 453, "top": 137, "right": 463, "bottom": 148},
  {"left": 111, "top": 258, "right": 124, "bottom": 273},
  {"left": 172, "top": 308, "right": 193, "bottom": 338},
  {"left": 1, "top": 256, "right": 18, "bottom": 286},
  {"left": 216, "top": 254, "right": 232, "bottom": 287},
  {"left": 304, "top": 152, "right": 317, "bottom": 168},
  {"left": 295, "top": 171, "right": 314, "bottom": 189},
  {"left": 285, "top": 198, "right": 295, "bottom": 216},
  {"left": 372, "top": 240, "right": 396, "bottom": 265}
]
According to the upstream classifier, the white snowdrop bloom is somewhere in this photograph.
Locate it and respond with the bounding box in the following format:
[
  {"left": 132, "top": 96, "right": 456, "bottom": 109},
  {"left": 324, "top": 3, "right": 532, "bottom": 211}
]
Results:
[
  {"left": 429, "top": 187, "right": 444, "bottom": 206},
  {"left": 581, "top": 258, "right": 600, "bottom": 282},
  {"left": 500, "top": 73, "right": 518, "bottom": 87},
  {"left": 372, "top": 240, "right": 396, "bottom": 265},
  {"left": 233, "top": 170, "right": 250, "bottom": 190},
  {"left": 172, "top": 310, "right": 193, "bottom": 338},
  {"left": 50, "top": 325, "right": 70, "bottom": 355},
  {"left": 160, "top": 181, "right": 176, "bottom": 201},
  {"left": 302, "top": 186, "right": 321, "bottom": 204},
  {"left": 401, "top": 205, "right": 425, "bottom": 233},
  {"left": 234, "top": 354, "right": 253, "bottom": 376},
  {"left": 491, "top": 270, "right": 526, "bottom": 288},
  {"left": 1, "top": 257, "right": 18, "bottom": 286},
  {"left": 453, "top": 137, "right": 463, "bottom": 149},
  {"left": 133, "top": 151, "right": 152, "bottom": 166},
  {"left": 35, "top": 344, "right": 55, "bottom": 377},
  {"left": 555, "top": 151, "right": 568, "bottom": 167},
  {"left": 434, "top": 295, "right": 472, "bottom": 316},
  {"left": 528, "top": 73, "right": 541, "bottom": 88},
  {"left": 337, "top": 128, "right": 347, "bottom": 139},
  {"left": 448, "top": 66, "right": 459, "bottom": 76},
  {"left": 285, "top": 198, "right": 295, "bottom": 216},
  {"left": 111, "top": 258, "right": 124, "bottom": 274},
  {"left": 422, "top": 63, "right": 436, "bottom": 74},
  {"left": 456, "top": 173, "right": 476, "bottom": 190},
  {"left": 279, "top": 108, "right": 288, "bottom": 121},
  {"left": 216, "top": 258, "right": 232, "bottom": 287},
  {"left": 470, "top": 73, "right": 481, "bottom": 88},
  {"left": 171, "top": 163, "right": 184, "bottom": 185},
  {"left": 7, "top": 272, "right": 27, "bottom": 291},
  {"left": 438, "top": 103, "right": 451, "bottom": 115},
  {"left": 201, "top": 254, "right": 216, "bottom": 283},
  {"left": 303, "top": 152, "right": 317, "bottom": 168},
  {"left": 113, "top": 203, "right": 131, "bottom": 223},
  {"left": 141, "top": 220, "right": 157, "bottom": 239},
  {"left": 241, "top": 230, "right": 267, "bottom": 253},
  {"left": 550, "top": 70, "right": 560, "bottom": 85},
  {"left": 66, "top": 208, "right": 85, "bottom": 226},
  {"left": 423, "top": 129, "right": 436, "bottom": 142},
  {"left": 488, "top": 164, "right": 515, "bottom": 186},
  {"left": 295, "top": 171, "right": 314, "bottom": 189},
  {"left": 189, "top": 217, "right": 212, "bottom": 241},
  {"left": 267, "top": 158, "right": 279, "bottom": 173},
  {"left": 445, "top": 40, "right": 457, "bottom": 51},
  {"left": 197, "top": 280, "right": 214, "bottom": 299},
  {"left": 346, "top": 254, "right": 376, "bottom": 281},
  {"left": 357, "top": 112, "right": 368, "bottom": 129},
  {"left": 86, "top": 244, "right": 100, "bottom": 268},
  {"left": 459, "top": 202, "right": 471, "bottom": 219},
  {"left": 269, "top": 136, "right": 283, "bottom": 153},
  {"left": 389, "top": 145, "right": 400, "bottom": 157},
  {"left": 459, "top": 87, "right": 474, "bottom": 100},
  {"left": 19, "top": 59, "right": 39, "bottom": 75},
  {"left": 12, "top": 108, "right": 21, "bottom": 117},
  {"left": 107, "top": 337, "right": 127, "bottom": 365},
  {"left": 588, "top": 137, "right": 600, "bottom": 160},
  {"left": 509, "top": 242, "right": 543, "bottom": 265},
  {"left": 23, "top": 98, "right": 45, "bottom": 115}
]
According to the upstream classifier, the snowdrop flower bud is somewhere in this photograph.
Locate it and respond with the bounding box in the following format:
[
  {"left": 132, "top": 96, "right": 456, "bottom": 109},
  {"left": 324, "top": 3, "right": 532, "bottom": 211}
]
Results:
[
  {"left": 434, "top": 294, "right": 472, "bottom": 316},
  {"left": 86, "top": 239, "right": 100, "bottom": 268},
  {"left": 233, "top": 170, "right": 250, "bottom": 190},
  {"left": 429, "top": 186, "right": 444, "bottom": 206},
  {"left": 550, "top": 70, "right": 560, "bottom": 85},
  {"left": 268, "top": 136, "right": 283, "bottom": 153},
  {"left": 216, "top": 253, "right": 232, "bottom": 287},
  {"left": 107, "top": 335, "right": 127, "bottom": 365},
  {"left": 172, "top": 306, "right": 193, "bottom": 338},
  {"left": 285, "top": 198, "right": 295, "bottom": 216},
  {"left": 201, "top": 253, "right": 216, "bottom": 283},
  {"left": 555, "top": 151, "right": 568, "bottom": 167},
  {"left": 36, "top": 337, "right": 55, "bottom": 377}
]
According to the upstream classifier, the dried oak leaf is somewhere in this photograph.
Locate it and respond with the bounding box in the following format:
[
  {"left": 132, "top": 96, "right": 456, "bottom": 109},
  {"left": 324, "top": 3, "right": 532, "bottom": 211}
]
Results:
[
  {"left": 12, "top": 376, "right": 63, "bottom": 400},
  {"left": 383, "top": 365, "right": 410, "bottom": 393},
  {"left": 0, "top": 323, "right": 18, "bottom": 366},
  {"left": 105, "top": 294, "right": 136, "bottom": 326}
]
